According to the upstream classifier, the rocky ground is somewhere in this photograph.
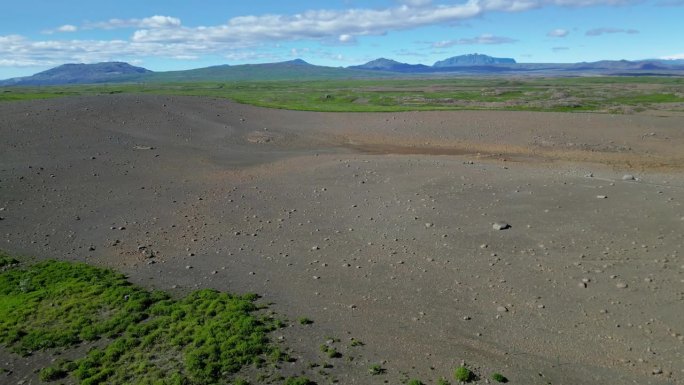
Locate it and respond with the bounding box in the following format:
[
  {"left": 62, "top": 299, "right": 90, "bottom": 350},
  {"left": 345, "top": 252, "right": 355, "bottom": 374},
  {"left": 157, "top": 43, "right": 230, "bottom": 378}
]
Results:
[{"left": 1, "top": 94, "right": 683, "bottom": 384}]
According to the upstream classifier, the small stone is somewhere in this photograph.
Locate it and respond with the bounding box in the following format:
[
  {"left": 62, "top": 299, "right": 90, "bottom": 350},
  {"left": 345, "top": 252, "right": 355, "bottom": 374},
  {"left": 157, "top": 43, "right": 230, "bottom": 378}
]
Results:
[
  {"left": 578, "top": 282, "right": 587, "bottom": 288},
  {"left": 616, "top": 282, "right": 628, "bottom": 289},
  {"left": 185, "top": 265, "right": 192, "bottom": 269},
  {"left": 596, "top": 195, "right": 607, "bottom": 199},
  {"left": 463, "top": 316, "right": 471, "bottom": 320},
  {"left": 425, "top": 223, "right": 434, "bottom": 228},
  {"left": 622, "top": 174, "right": 636, "bottom": 181},
  {"left": 497, "top": 306, "right": 508, "bottom": 313},
  {"left": 493, "top": 222, "right": 510, "bottom": 230},
  {"left": 311, "top": 246, "right": 319, "bottom": 250},
  {"left": 652, "top": 368, "right": 662, "bottom": 375}
]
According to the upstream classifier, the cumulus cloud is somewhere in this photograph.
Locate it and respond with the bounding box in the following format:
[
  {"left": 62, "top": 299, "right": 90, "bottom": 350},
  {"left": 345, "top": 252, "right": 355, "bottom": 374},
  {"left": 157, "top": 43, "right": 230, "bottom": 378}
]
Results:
[
  {"left": 432, "top": 34, "right": 517, "bottom": 47},
  {"left": 547, "top": 28, "right": 569, "bottom": 37},
  {"left": 57, "top": 25, "right": 78, "bottom": 32},
  {"left": 585, "top": 27, "right": 639, "bottom": 36},
  {"left": 661, "top": 53, "right": 684, "bottom": 59},
  {"left": 85, "top": 15, "right": 181, "bottom": 30},
  {"left": 0, "top": 0, "right": 647, "bottom": 68},
  {"left": 397, "top": 0, "right": 433, "bottom": 6},
  {"left": 338, "top": 34, "right": 357, "bottom": 44}
]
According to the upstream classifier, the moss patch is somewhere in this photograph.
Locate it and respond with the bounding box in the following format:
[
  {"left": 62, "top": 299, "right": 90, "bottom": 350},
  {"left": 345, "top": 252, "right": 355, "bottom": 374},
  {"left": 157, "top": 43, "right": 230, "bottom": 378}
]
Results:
[{"left": 0, "top": 260, "right": 282, "bottom": 384}]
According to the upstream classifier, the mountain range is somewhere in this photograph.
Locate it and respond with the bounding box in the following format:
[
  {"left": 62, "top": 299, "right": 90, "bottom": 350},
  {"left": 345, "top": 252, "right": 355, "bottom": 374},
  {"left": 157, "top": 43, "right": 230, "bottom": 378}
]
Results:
[{"left": 2, "top": 54, "right": 684, "bottom": 86}]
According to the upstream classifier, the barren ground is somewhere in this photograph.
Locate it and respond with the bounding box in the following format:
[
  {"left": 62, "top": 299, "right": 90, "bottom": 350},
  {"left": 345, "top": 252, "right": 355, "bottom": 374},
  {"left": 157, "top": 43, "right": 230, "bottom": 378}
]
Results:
[{"left": 1, "top": 94, "right": 683, "bottom": 384}]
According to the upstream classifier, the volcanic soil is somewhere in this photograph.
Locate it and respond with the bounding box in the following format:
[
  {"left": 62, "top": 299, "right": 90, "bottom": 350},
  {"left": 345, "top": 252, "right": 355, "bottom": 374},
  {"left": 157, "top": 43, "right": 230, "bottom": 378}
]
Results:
[{"left": 1, "top": 94, "right": 683, "bottom": 384}]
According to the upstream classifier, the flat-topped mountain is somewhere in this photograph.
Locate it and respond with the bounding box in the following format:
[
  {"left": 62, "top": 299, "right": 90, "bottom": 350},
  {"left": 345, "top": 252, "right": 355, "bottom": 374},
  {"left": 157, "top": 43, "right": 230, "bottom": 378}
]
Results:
[{"left": 433, "top": 54, "right": 517, "bottom": 67}]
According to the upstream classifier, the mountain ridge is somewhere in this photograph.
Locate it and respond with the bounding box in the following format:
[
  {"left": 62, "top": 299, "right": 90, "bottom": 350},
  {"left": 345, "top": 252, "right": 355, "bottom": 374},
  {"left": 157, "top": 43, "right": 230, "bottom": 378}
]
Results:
[{"left": 2, "top": 55, "right": 684, "bottom": 86}]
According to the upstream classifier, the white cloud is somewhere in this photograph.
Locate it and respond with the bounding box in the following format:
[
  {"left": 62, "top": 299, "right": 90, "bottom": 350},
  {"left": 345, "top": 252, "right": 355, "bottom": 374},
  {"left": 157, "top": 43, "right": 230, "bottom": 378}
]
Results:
[
  {"left": 585, "top": 27, "right": 639, "bottom": 36},
  {"left": 397, "top": 0, "right": 433, "bottom": 6},
  {"left": 661, "top": 53, "right": 684, "bottom": 59},
  {"left": 338, "top": 34, "right": 357, "bottom": 44},
  {"left": 547, "top": 28, "right": 569, "bottom": 37},
  {"left": 432, "top": 34, "right": 517, "bottom": 47},
  {"left": 57, "top": 25, "right": 78, "bottom": 33},
  {"left": 0, "top": 0, "right": 647, "bottom": 69},
  {"left": 85, "top": 15, "right": 181, "bottom": 30}
]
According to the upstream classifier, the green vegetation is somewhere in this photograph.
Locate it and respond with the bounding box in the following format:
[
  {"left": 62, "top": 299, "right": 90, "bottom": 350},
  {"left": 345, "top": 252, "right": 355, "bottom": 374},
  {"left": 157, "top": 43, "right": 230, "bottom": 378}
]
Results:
[
  {"left": 38, "top": 366, "right": 68, "bottom": 382},
  {"left": 283, "top": 377, "right": 314, "bottom": 385},
  {"left": 2, "top": 76, "right": 683, "bottom": 113},
  {"left": 369, "top": 364, "right": 385, "bottom": 375},
  {"left": 0, "top": 259, "right": 285, "bottom": 384},
  {"left": 437, "top": 378, "right": 451, "bottom": 385},
  {"left": 454, "top": 366, "right": 474, "bottom": 382},
  {"left": 0, "top": 252, "right": 19, "bottom": 268},
  {"left": 407, "top": 380, "right": 424, "bottom": 385},
  {"left": 491, "top": 372, "right": 508, "bottom": 383},
  {"left": 298, "top": 317, "right": 313, "bottom": 325},
  {"left": 319, "top": 344, "right": 341, "bottom": 359}
]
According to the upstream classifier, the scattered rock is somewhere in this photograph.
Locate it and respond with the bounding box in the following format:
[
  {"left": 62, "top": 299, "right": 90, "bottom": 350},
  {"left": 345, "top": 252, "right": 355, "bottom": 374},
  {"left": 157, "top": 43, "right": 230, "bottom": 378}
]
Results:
[
  {"left": 497, "top": 306, "right": 508, "bottom": 313},
  {"left": 622, "top": 174, "right": 636, "bottom": 181},
  {"left": 493, "top": 222, "right": 510, "bottom": 230},
  {"left": 596, "top": 195, "right": 607, "bottom": 199},
  {"left": 616, "top": 282, "right": 628, "bottom": 289}
]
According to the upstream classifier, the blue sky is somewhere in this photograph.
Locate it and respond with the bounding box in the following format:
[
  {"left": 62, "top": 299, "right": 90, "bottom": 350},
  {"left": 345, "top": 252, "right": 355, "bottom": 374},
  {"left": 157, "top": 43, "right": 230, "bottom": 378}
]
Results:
[{"left": 1, "top": 0, "right": 683, "bottom": 78}]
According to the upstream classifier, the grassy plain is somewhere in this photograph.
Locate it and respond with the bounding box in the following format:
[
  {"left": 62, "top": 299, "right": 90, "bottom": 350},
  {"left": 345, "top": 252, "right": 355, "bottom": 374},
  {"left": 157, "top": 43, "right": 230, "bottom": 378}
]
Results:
[{"left": 2, "top": 76, "right": 683, "bottom": 113}]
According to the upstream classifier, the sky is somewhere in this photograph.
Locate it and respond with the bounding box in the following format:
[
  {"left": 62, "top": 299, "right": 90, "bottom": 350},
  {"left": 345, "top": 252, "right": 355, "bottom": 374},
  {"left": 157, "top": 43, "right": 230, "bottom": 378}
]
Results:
[{"left": 1, "top": 0, "right": 683, "bottom": 79}]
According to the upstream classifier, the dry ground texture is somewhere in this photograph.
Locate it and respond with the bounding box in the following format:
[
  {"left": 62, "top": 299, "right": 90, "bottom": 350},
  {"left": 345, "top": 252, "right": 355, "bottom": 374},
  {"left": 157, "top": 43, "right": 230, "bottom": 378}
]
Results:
[{"left": 1, "top": 94, "right": 683, "bottom": 384}]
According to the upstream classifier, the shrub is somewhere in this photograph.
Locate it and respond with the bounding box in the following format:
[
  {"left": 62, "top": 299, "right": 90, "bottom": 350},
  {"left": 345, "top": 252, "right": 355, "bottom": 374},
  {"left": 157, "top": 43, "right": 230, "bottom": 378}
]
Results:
[{"left": 454, "top": 366, "right": 473, "bottom": 382}]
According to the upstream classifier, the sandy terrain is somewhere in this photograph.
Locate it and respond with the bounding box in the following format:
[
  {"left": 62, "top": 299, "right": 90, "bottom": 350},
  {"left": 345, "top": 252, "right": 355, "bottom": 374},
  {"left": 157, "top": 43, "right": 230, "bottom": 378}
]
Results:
[{"left": 1, "top": 94, "right": 683, "bottom": 384}]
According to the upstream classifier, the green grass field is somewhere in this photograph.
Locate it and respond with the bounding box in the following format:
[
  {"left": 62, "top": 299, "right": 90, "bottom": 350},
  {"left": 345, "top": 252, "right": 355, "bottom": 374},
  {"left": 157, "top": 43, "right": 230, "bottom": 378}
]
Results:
[{"left": 2, "top": 76, "right": 683, "bottom": 113}]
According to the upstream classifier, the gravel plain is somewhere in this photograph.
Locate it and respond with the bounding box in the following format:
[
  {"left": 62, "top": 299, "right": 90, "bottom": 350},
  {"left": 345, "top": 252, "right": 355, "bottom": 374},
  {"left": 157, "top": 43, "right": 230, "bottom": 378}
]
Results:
[{"left": 1, "top": 94, "right": 683, "bottom": 384}]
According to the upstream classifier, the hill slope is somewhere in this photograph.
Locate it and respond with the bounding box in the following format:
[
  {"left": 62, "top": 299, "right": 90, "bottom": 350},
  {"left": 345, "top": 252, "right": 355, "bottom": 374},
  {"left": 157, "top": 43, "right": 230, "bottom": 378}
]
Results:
[{"left": 0, "top": 62, "right": 151, "bottom": 86}]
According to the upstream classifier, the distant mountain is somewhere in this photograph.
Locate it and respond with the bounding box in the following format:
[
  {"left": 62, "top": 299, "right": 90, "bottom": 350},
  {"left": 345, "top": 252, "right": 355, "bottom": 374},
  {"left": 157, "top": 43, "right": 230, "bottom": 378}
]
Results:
[
  {"left": 433, "top": 54, "right": 516, "bottom": 67},
  {"left": 143, "top": 59, "right": 391, "bottom": 82},
  {"left": 349, "top": 58, "right": 432, "bottom": 73},
  {"left": 2, "top": 55, "right": 684, "bottom": 86},
  {"left": 0, "top": 62, "right": 151, "bottom": 86}
]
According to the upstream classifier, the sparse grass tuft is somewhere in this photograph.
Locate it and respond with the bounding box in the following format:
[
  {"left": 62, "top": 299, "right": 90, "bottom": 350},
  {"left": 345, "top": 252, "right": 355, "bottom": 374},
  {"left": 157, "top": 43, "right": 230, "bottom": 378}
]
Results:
[
  {"left": 454, "top": 366, "right": 474, "bottom": 382},
  {"left": 298, "top": 317, "right": 313, "bottom": 325},
  {"left": 0, "top": 251, "right": 19, "bottom": 268},
  {"left": 437, "top": 377, "right": 451, "bottom": 385},
  {"left": 407, "top": 379, "right": 424, "bottom": 385},
  {"left": 369, "top": 364, "right": 385, "bottom": 375},
  {"left": 491, "top": 372, "right": 508, "bottom": 383},
  {"left": 38, "top": 366, "right": 67, "bottom": 382},
  {"left": 284, "top": 376, "right": 314, "bottom": 385},
  {"left": 320, "top": 344, "right": 341, "bottom": 359}
]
